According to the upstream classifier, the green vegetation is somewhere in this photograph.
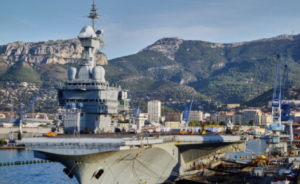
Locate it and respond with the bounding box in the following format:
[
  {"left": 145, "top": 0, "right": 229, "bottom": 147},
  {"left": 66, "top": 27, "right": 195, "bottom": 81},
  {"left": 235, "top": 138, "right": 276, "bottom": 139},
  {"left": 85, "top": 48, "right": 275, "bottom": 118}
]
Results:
[
  {"left": 205, "top": 121, "right": 212, "bottom": 125},
  {"left": 0, "top": 58, "right": 8, "bottom": 77},
  {"left": 2, "top": 37, "right": 300, "bottom": 113},
  {"left": 38, "top": 63, "right": 67, "bottom": 87},
  {"left": 247, "top": 120, "right": 254, "bottom": 126},
  {"left": 0, "top": 139, "right": 7, "bottom": 145},
  {"left": 188, "top": 121, "right": 202, "bottom": 126},
  {"left": 1, "top": 61, "right": 42, "bottom": 85},
  {"left": 17, "top": 131, "right": 22, "bottom": 140},
  {"left": 236, "top": 122, "right": 242, "bottom": 126},
  {"left": 104, "top": 37, "right": 300, "bottom": 107},
  {"left": 219, "top": 121, "right": 227, "bottom": 125}
]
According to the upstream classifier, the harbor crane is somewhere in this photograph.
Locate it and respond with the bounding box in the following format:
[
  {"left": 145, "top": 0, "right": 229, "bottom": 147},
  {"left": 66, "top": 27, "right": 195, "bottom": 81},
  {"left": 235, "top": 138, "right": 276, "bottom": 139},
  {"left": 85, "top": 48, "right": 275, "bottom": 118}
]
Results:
[
  {"left": 281, "top": 51, "right": 294, "bottom": 154},
  {"left": 181, "top": 93, "right": 195, "bottom": 127},
  {"left": 16, "top": 91, "right": 41, "bottom": 134},
  {"left": 128, "top": 87, "right": 136, "bottom": 118},
  {"left": 268, "top": 54, "right": 286, "bottom": 155},
  {"left": 281, "top": 52, "right": 290, "bottom": 121}
]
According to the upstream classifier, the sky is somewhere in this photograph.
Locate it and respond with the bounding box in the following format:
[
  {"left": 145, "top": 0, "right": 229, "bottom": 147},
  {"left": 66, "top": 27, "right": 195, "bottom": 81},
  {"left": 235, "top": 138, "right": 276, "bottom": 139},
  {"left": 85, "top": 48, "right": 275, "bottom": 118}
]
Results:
[{"left": 1, "top": 0, "right": 300, "bottom": 59}]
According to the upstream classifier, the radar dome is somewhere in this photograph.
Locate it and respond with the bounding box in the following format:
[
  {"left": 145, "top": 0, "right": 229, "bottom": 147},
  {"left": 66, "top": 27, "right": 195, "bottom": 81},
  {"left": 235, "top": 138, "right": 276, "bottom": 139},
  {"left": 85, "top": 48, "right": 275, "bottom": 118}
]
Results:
[
  {"left": 70, "top": 103, "right": 76, "bottom": 109},
  {"left": 77, "top": 103, "right": 83, "bottom": 108},
  {"left": 67, "top": 67, "right": 77, "bottom": 80},
  {"left": 78, "top": 66, "right": 90, "bottom": 80},
  {"left": 78, "top": 26, "right": 96, "bottom": 38},
  {"left": 92, "top": 66, "right": 105, "bottom": 82}
]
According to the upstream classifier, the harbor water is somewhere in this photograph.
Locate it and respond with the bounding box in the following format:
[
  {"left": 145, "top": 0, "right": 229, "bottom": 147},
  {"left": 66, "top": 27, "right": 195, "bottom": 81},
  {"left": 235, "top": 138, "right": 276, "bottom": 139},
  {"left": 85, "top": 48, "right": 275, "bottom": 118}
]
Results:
[{"left": 0, "top": 149, "right": 78, "bottom": 184}]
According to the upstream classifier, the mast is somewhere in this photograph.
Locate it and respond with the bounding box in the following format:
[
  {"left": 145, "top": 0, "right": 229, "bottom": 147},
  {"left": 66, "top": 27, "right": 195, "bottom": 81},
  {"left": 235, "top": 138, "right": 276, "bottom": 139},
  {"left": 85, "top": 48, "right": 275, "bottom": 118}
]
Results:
[{"left": 88, "top": 0, "right": 100, "bottom": 31}]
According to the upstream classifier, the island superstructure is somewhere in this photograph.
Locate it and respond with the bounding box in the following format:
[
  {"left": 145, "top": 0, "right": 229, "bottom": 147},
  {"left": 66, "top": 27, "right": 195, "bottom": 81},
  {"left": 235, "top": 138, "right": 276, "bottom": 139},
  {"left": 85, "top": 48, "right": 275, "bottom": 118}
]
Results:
[
  {"left": 58, "top": 25, "right": 128, "bottom": 134},
  {"left": 17, "top": 1, "right": 246, "bottom": 184},
  {"left": 58, "top": 0, "right": 129, "bottom": 134}
]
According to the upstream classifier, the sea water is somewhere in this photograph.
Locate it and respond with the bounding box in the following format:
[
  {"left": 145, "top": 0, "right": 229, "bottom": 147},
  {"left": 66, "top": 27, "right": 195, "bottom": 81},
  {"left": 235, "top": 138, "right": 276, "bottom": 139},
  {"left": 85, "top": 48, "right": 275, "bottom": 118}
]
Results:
[{"left": 0, "top": 149, "right": 78, "bottom": 184}]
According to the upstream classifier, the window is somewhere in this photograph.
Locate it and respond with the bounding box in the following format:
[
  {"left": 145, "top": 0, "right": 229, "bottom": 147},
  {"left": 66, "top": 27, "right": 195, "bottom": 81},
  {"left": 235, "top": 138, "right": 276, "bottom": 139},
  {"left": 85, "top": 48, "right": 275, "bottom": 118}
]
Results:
[{"left": 95, "top": 169, "right": 104, "bottom": 179}]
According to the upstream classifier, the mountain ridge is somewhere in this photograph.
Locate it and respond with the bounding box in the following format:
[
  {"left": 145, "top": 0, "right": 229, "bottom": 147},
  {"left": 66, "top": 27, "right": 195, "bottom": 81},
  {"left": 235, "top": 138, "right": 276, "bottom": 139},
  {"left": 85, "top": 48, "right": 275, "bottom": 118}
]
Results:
[{"left": 1, "top": 33, "right": 300, "bottom": 112}]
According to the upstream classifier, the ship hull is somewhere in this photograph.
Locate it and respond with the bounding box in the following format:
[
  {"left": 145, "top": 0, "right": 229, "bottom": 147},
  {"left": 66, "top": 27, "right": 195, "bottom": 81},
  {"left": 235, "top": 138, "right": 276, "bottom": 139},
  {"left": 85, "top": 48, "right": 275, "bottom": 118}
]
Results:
[
  {"left": 33, "top": 140, "right": 245, "bottom": 184},
  {"left": 35, "top": 143, "right": 180, "bottom": 184},
  {"left": 19, "top": 135, "right": 245, "bottom": 184}
]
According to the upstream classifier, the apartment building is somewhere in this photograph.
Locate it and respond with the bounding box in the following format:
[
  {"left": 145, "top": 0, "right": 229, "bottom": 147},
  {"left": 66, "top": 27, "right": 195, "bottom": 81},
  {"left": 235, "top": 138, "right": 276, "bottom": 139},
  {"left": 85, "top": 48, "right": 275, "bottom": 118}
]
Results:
[{"left": 147, "top": 100, "right": 161, "bottom": 123}]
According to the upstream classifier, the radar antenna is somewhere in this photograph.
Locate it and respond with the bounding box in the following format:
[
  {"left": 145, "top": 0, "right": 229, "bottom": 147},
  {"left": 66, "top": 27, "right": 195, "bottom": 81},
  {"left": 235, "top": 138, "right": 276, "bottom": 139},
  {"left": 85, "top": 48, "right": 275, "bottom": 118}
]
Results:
[{"left": 88, "top": 0, "right": 100, "bottom": 31}]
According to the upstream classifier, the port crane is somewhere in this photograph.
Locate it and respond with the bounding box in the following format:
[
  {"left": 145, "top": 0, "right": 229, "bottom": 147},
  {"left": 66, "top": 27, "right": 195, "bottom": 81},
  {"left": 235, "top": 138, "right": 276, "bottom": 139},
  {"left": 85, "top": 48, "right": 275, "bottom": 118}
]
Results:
[
  {"left": 281, "top": 52, "right": 294, "bottom": 153},
  {"left": 181, "top": 93, "right": 195, "bottom": 127},
  {"left": 281, "top": 52, "right": 290, "bottom": 121},
  {"left": 128, "top": 87, "right": 136, "bottom": 118},
  {"left": 268, "top": 54, "right": 285, "bottom": 154},
  {"left": 16, "top": 91, "right": 41, "bottom": 134}
]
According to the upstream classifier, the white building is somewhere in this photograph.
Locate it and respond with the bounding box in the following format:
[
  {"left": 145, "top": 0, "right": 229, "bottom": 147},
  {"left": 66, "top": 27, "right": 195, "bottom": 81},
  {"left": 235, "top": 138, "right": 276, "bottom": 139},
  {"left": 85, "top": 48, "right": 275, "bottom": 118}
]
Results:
[
  {"left": 227, "top": 104, "right": 240, "bottom": 108},
  {"left": 134, "top": 113, "right": 148, "bottom": 130},
  {"left": 290, "top": 112, "right": 300, "bottom": 123},
  {"left": 0, "top": 123, "right": 13, "bottom": 128},
  {"left": 147, "top": 100, "right": 161, "bottom": 123},
  {"left": 261, "top": 113, "right": 272, "bottom": 126},
  {"left": 242, "top": 109, "right": 262, "bottom": 125},
  {"left": 188, "top": 111, "right": 203, "bottom": 121},
  {"left": 232, "top": 114, "right": 243, "bottom": 125},
  {"left": 210, "top": 111, "right": 234, "bottom": 123}
]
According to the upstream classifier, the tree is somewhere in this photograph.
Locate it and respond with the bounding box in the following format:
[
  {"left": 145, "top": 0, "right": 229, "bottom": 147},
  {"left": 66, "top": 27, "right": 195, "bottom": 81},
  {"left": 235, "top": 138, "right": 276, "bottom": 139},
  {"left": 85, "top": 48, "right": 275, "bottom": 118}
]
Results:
[
  {"left": 212, "top": 121, "right": 218, "bottom": 125},
  {"left": 205, "top": 121, "right": 212, "bottom": 125},
  {"left": 290, "top": 102, "right": 296, "bottom": 110},
  {"left": 0, "top": 139, "right": 7, "bottom": 145},
  {"left": 17, "top": 131, "right": 22, "bottom": 140},
  {"left": 248, "top": 120, "right": 254, "bottom": 126},
  {"left": 188, "top": 121, "right": 201, "bottom": 126},
  {"left": 219, "top": 121, "right": 227, "bottom": 125},
  {"left": 235, "top": 122, "right": 242, "bottom": 126}
]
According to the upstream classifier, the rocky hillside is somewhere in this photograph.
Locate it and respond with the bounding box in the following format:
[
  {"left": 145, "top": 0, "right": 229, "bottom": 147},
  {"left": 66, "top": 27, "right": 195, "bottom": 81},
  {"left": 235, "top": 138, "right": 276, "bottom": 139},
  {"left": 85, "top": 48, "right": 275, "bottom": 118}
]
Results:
[
  {"left": 0, "top": 39, "right": 108, "bottom": 65},
  {"left": 107, "top": 33, "right": 300, "bottom": 105},
  {"left": 1, "top": 34, "right": 300, "bottom": 113}
]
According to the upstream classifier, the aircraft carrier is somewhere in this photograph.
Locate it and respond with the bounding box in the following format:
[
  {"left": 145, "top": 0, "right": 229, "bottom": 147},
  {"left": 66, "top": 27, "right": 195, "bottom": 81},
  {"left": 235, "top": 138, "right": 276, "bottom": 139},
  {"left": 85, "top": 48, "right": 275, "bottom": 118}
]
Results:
[{"left": 17, "top": 1, "right": 246, "bottom": 184}]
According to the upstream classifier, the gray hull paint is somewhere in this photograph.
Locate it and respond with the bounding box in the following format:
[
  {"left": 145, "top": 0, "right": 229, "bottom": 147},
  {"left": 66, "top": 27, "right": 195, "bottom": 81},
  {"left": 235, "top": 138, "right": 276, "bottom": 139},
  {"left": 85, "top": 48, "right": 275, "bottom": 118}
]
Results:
[
  {"left": 34, "top": 141, "right": 245, "bottom": 184},
  {"left": 36, "top": 145, "right": 178, "bottom": 184}
]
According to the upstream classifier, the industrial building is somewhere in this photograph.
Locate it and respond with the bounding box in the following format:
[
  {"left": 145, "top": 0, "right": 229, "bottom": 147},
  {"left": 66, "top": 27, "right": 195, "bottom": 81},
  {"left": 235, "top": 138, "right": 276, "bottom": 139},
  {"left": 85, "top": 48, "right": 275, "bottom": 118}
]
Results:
[{"left": 165, "top": 112, "right": 182, "bottom": 122}]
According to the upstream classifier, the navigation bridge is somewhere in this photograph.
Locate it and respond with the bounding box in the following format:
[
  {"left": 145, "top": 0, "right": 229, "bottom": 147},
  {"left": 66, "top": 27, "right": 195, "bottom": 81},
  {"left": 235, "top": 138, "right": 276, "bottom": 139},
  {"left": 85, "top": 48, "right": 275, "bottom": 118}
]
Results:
[{"left": 18, "top": 134, "right": 245, "bottom": 184}]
